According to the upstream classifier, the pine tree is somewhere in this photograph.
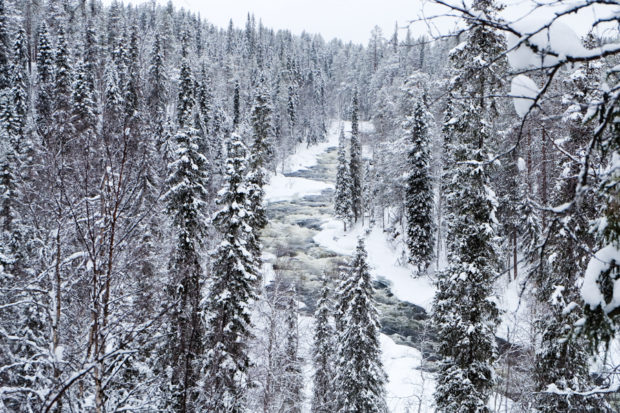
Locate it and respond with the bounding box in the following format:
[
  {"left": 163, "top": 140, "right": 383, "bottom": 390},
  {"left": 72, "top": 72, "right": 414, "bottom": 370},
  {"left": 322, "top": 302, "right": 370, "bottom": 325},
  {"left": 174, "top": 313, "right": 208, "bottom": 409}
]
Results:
[
  {"left": 202, "top": 135, "right": 258, "bottom": 412},
  {"left": 404, "top": 94, "right": 435, "bottom": 271},
  {"left": 349, "top": 90, "right": 363, "bottom": 222},
  {"left": 311, "top": 278, "right": 337, "bottom": 413},
  {"left": 335, "top": 127, "right": 353, "bottom": 230},
  {"left": 162, "top": 60, "right": 209, "bottom": 412},
  {"left": 432, "top": 1, "right": 505, "bottom": 411},
  {"left": 335, "top": 238, "right": 387, "bottom": 413}
]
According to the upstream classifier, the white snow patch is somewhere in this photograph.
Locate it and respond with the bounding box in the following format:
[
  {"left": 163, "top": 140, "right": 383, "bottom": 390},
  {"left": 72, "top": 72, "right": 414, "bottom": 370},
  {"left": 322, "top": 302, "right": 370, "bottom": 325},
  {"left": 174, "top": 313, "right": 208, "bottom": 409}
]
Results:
[
  {"left": 264, "top": 174, "right": 333, "bottom": 203},
  {"left": 510, "top": 75, "right": 539, "bottom": 117},
  {"left": 381, "top": 334, "right": 435, "bottom": 413},
  {"left": 282, "top": 121, "right": 341, "bottom": 173},
  {"left": 314, "top": 220, "right": 435, "bottom": 309},
  {"left": 581, "top": 244, "right": 620, "bottom": 312}
]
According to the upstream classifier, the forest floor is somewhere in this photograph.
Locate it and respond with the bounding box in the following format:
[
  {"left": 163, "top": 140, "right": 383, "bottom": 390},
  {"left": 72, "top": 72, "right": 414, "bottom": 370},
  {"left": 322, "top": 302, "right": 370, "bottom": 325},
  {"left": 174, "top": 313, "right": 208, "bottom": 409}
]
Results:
[{"left": 261, "top": 120, "right": 435, "bottom": 412}]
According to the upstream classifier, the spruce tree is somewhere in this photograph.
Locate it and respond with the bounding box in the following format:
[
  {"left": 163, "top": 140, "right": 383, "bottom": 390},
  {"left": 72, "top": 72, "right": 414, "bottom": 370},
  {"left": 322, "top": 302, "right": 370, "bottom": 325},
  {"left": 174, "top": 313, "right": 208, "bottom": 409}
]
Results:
[
  {"left": 349, "top": 90, "right": 362, "bottom": 222},
  {"left": 335, "top": 127, "right": 353, "bottom": 230},
  {"left": 404, "top": 94, "right": 435, "bottom": 271},
  {"left": 233, "top": 80, "right": 241, "bottom": 129},
  {"left": 36, "top": 23, "right": 54, "bottom": 138},
  {"left": 432, "top": 1, "right": 505, "bottom": 411},
  {"left": 246, "top": 73, "right": 273, "bottom": 262},
  {"left": 532, "top": 66, "right": 611, "bottom": 412},
  {"left": 162, "top": 59, "right": 209, "bottom": 412},
  {"left": 335, "top": 239, "right": 387, "bottom": 413},
  {"left": 0, "top": 0, "right": 10, "bottom": 90},
  {"left": 202, "top": 135, "right": 258, "bottom": 412},
  {"left": 311, "top": 278, "right": 337, "bottom": 413}
]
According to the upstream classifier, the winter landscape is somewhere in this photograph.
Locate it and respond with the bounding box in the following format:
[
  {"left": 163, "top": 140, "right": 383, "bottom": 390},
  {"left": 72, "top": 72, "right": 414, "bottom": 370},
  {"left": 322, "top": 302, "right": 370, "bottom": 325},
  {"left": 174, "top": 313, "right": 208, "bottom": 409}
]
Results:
[{"left": 0, "top": 0, "right": 619, "bottom": 412}]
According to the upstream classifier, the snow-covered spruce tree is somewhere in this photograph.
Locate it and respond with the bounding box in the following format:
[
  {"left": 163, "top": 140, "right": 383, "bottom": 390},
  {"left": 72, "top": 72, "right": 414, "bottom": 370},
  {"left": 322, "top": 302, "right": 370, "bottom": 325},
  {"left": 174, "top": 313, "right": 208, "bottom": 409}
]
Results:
[
  {"left": 311, "top": 277, "right": 337, "bottom": 413},
  {"left": 52, "top": 27, "right": 72, "bottom": 148},
  {"left": 335, "top": 238, "right": 387, "bottom": 413},
  {"left": 162, "top": 57, "right": 209, "bottom": 412},
  {"left": 202, "top": 136, "right": 258, "bottom": 412},
  {"left": 35, "top": 22, "right": 54, "bottom": 141},
  {"left": 0, "top": 0, "right": 10, "bottom": 92},
  {"left": 233, "top": 80, "right": 241, "bottom": 130},
  {"left": 280, "top": 287, "right": 304, "bottom": 413},
  {"left": 403, "top": 88, "right": 435, "bottom": 271},
  {"left": 246, "top": 73, "right": 273, "bottom": 262},
  {"left": 432, "top": 1, "right": 505, "bottom": 411},
  {"left": 531, "top": 65, "right": 611, "bottom": 412},
  {"left": 349, "top": 90, "right": 363, "bottom": 223},
  {"left": 335, "top": 127, "right": 353, "bottom": 230}
]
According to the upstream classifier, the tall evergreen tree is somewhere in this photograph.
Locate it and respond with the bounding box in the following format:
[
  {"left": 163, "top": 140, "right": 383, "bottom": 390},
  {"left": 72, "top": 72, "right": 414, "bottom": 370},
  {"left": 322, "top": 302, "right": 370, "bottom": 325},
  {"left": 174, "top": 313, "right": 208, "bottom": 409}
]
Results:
[
  {"left": 532, "top": 66, "right": 611, "bottom": 412},
  {"left": 349, "top": 90, "right": 362, "bottom": 222},
  {"left": 0, "top": 0, "right": 10, "bottom": 90},
  {"left": 35, "top": 22, "right": 54, "bottom": 139},
  {"left": 162, "top": 59, "right": 209, "bottom": 412},
  {"left": 334, "top": 239, "right": 387, "bottom": 413},
  {"left": 335, "top": 127, "right": 353, "bottom": 230},
  {"left": 280, "top": 287, "right": 304, "bottom": 413},
  {"left": 202, "top": 135, "right": 258, "bottom": 412},
  {"left": 233, "top": 80, "right": 241, "bottom": 129},
  {"left": 432, "top": 1, "right": 505, "bottom": 411},
  {"left": 311, "top": 277, "right": 337, "bottom": 413},
  {"left": 246, "top": 73, "right": 273, "bottom": 263},
  {"left": 404, "top": 93, "right": 435, "bottom": 271}
]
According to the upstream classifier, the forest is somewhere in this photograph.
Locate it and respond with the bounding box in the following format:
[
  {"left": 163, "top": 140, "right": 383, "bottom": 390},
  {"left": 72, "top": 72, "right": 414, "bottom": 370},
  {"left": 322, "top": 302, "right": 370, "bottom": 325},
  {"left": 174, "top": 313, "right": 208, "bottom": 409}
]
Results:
[{"left": 0, "top": 0, "right": 619, "bottom": 412}]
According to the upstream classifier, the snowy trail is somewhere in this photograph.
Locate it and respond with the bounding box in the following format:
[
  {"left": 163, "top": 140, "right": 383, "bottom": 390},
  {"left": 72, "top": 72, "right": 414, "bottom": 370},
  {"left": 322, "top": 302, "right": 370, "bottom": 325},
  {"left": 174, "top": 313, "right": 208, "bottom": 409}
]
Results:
[{"left": 261, "top": 120, "right": 436, "bottom": 413}]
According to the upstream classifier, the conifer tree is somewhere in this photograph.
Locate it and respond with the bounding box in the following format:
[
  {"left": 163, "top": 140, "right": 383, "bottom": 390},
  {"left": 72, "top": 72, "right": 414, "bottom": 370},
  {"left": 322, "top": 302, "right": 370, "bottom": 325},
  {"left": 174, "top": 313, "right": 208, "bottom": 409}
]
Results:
[
  {"left": 349, "top": 90, "right": 362, "bottom": 222},
  {"left": 311, "top": 278, "right": 337, "bottom": 413},
  {"left": 246, "top": 74, "right": 273, "bottom": 262},
  {"left": 8, "top": 28, "right": 28, "bottom": 141},
  {"left": 432, "top": 1, "right": 505, "bottom": 411},
  {"left": 0, "top": 0, "right": 10, "bottom": 90},
  {"left": 162, "top": 58, "right": 209, "bottom": 412},
  {"left": 202, "top": 136, "right": 258, "bottom": 412},
  {"left": 335, "top": 239, "right": 387, "bottom": 413},
  {"left": 532, "top": 66, "right": 611, "bottom": 412},
  {"left": 335, "top": 127, "right": 353, "bottom": 230},
  {"left": 281, "top": 287, "right": 304, "bottom": 413},
  {"left": 404, "top": 95, "right": 435, "bottom": 271},
  {"left": 233, "top": 80, "right": 241, "bottom": 129},
  {"left": 36, "top": 22, "right": 54, "bottom": 137}
]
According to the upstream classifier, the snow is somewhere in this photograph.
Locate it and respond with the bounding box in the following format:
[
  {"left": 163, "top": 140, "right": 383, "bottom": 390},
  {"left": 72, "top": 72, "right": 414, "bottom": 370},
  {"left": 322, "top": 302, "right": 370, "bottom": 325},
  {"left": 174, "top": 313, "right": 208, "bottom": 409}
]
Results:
[
  {"left": 381, "top": 334, "right": 435, "bottom": 413},
  {"left": 314, "top": 220, "right": 436, "bottom": 310},
  {"left": 510, "top": 75, "right": 538, "bottom": 117},
  {"left": 581, "top": 244, "right": 620, "bottom": 312},
  {"left": 263, "top": 174, "right": 333, "bottom": 203},
  {"left": 282, "top": 121, "right": 341, "bottom": 173},
  {"left": 507, "top": 19, "right": 587, "bottom": 70},
  {"left": 293, "top": 316, "right": 436, "bottom": 413}
]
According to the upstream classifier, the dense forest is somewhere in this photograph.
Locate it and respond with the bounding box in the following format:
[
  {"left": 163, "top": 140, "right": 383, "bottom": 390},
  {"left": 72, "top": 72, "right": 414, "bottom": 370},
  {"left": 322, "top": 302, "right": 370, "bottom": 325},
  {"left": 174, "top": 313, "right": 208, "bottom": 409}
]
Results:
[{"left": 0, "top": 0, "right": 619, "bottom": 412}]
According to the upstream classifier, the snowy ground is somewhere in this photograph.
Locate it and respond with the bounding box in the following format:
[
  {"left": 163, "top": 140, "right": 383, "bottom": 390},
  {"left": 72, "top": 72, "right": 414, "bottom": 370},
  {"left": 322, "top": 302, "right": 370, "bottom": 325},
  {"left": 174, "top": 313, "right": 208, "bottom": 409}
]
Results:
[
  {"left": 263, "top": 120, "right": 437, "bottom": 412},
  {"left": 314, "top": 219, "right": 435, "bottom": 310},
  {"left": 264, "top": 174, "right": 333, "bottom": 203}
]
